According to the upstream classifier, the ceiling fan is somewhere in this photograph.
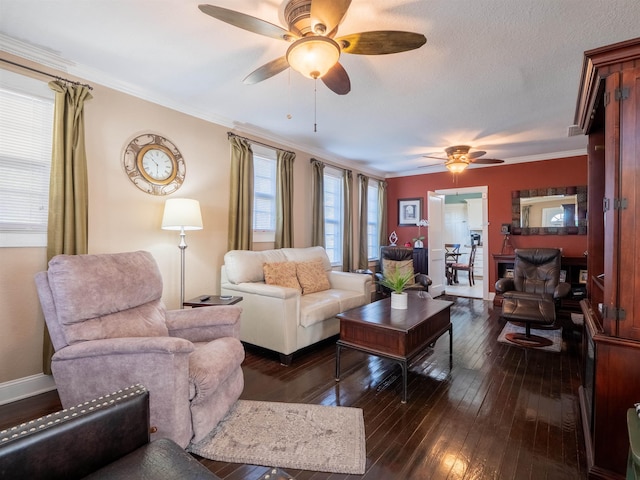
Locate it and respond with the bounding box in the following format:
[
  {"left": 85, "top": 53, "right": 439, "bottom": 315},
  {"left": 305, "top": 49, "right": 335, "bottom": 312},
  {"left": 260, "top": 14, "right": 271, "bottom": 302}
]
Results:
[
  {"left": 422, "top": 145, "right": 505, "bottom": 173},
  {"left": 198, "top": 0, "right": 427, "bottom": 95}
]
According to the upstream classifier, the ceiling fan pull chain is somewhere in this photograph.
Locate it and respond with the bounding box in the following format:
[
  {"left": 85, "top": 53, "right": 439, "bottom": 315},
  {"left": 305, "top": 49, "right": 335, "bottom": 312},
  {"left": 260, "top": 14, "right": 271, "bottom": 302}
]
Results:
[{"left": 314, "top": 78, "right": 318, "bottom": 133}]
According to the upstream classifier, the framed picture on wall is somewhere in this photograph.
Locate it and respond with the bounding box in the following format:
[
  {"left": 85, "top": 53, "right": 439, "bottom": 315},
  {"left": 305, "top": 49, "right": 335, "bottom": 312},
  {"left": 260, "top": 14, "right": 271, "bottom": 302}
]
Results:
[{"left": 398, "top": 198, "right": 422, "bottom": 226}]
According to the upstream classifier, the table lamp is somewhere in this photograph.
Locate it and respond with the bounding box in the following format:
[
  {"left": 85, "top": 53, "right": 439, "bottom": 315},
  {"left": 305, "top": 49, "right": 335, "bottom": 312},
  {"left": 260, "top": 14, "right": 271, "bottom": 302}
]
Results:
[{"left": 162, "top": 198, "right": 203, "bottom": 308}]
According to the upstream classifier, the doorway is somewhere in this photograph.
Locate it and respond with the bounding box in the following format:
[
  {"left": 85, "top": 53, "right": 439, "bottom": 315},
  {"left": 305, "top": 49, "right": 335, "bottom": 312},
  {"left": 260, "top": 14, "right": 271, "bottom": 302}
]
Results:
[{"left": 434, "top": 186, "right": 489, "bottom": 300}]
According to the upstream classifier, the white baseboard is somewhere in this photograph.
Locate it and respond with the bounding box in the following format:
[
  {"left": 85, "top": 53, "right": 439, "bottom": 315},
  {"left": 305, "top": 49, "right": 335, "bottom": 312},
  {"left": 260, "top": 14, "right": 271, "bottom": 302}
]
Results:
[{"left": 0, "top": 374, "right": 56, "bottom": 406}]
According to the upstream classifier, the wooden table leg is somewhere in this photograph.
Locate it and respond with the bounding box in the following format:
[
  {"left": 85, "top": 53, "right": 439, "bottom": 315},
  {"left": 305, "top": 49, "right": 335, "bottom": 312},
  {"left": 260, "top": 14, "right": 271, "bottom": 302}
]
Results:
[
  {"left": 400, "top": 360, "right": 408, "bottom": 404},
  {"left": 449, "top": 324, "right": 453, "bottom": 370},
  {"left": 335, "top": 342, "right": 342, "bottom": 381}
]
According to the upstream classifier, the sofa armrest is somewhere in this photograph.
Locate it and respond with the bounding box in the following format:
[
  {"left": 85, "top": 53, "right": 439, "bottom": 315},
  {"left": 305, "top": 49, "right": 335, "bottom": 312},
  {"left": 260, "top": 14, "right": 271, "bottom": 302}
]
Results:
[
  {"left": 166, "top": 305, "right": 242, "bottom": 341},
  {"left": 0, "top": 385, "right": 150, "bottom": 480},
  {"left": 84, "top": 438, "right": 219, "bottom": 480},
  {"left": 329, "top": 271, "right": 371, "bottom": 298}
]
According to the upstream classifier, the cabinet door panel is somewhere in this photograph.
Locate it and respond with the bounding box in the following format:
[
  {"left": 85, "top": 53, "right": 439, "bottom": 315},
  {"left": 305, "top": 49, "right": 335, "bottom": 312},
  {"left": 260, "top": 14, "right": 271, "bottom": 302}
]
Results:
[
  {"left": 603, "top": 71, "right": 621, "bottom": 337},
  {"left": 617, "top": 68, "right": 640, "bottom": 340}
]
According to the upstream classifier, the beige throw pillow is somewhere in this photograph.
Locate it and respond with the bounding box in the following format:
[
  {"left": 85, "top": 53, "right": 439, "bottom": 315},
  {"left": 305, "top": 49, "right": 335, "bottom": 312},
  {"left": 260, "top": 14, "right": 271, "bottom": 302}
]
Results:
[
  {"left": 296, "top": 260, "right": 331, "bottom": 294},
  {"left": 263, "top": 261, "right": 301, "bottom": 292}
]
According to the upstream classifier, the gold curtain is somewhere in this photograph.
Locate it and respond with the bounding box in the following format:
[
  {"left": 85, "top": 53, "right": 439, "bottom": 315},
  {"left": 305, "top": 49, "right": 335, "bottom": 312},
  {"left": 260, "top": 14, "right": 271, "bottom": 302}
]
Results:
[
  {"left": 275, "top": 149, "right": 295, "bottom": 248},
  {"left": 358, "top": 174, "right": 369, "bottom": 269},
  {"left": 43, "top": 81, "right": 92, "bottom": 373},
  {"left": 227, "top": 135, "right": 253, "bottom": 251},
  {"left": 341, "top": 170, "right": 353, "bottom": 271},
  {"left": 377, "top": 180, "right": 387, "bottom": 255},
  {"left": 310, "top": 159, "right": 325, "bottom": 247}
]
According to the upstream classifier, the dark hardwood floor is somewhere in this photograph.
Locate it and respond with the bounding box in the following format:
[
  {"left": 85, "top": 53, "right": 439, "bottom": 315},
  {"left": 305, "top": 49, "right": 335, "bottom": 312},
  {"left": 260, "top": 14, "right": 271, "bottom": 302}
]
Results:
[{"left": 0, "top": 295, "right": 587, "bottom": 479}]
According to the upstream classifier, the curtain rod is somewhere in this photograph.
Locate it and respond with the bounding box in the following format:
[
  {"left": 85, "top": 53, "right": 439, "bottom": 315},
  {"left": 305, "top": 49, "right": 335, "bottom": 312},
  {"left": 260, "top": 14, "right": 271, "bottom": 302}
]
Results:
[
  {"left": 0, "top": 58, "right": 93, "bottom": 90},
  {"left": 228, "top": 132, "right": 294, "bottom": 156},
  {"left": 309, "top": 158, "right": 352, "bottom": 175}
]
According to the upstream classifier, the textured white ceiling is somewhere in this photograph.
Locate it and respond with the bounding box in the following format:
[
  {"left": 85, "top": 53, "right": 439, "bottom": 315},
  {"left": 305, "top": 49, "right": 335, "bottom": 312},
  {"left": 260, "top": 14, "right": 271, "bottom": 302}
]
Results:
[{"left": 2, "top": 0, "right": 639, "bottom": 176}]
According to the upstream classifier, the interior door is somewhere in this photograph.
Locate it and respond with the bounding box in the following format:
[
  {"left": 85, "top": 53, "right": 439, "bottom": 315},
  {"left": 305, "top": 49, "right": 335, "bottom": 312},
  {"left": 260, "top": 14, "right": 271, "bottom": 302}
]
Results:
[{"left": 427, "top": 191, "right": 446, "bottom": 295}]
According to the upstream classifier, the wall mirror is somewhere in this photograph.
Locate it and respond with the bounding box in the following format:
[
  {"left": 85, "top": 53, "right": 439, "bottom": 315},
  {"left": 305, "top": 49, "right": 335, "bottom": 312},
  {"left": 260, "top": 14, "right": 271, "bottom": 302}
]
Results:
[{"left": 511, "top": 186, "right": 587, "bottom": 235}]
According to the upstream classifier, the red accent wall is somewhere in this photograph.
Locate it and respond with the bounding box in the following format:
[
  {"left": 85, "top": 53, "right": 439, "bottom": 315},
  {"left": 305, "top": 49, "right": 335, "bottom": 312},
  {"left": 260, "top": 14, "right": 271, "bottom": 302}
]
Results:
[{"left": 386, "top": 155, "right": 588, "bottom": 290}]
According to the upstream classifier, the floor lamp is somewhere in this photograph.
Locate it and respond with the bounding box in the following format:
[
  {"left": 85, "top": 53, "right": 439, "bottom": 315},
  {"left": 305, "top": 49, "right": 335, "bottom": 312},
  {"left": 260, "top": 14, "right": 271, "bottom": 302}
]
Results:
[{"left": 162, "top": 198, "right": 203, "bottom": 308}]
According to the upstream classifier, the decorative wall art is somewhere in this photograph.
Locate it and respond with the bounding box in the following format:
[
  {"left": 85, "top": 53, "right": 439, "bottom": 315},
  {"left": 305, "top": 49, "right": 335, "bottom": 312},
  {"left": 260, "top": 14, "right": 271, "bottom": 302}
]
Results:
[{"left": 398, "top": 198, "right": 422, "bottom": 226}]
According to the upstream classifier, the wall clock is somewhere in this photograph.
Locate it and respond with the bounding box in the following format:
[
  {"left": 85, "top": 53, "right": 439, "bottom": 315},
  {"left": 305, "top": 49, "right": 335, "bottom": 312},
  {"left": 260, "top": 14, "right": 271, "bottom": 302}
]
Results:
[{"left": 123, "top": 133, "right": 185, "bottom": 195}]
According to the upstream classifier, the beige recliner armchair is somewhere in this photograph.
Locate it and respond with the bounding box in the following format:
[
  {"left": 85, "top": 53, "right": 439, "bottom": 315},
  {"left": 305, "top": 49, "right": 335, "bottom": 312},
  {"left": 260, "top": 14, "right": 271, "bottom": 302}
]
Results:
[{"left": 35, "top": 250, "right": 245, "bottom": 448}]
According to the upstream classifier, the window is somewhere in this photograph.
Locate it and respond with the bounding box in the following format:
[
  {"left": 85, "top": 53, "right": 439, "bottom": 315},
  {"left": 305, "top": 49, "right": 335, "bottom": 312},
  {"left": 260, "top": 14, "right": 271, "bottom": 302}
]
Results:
[
  {"left": 252, "top": 146, "right": 276, "bottom": 243},
  {"left": 0, "top": 71, "right": 54, "bottom": 247},
  {"left": 367, "top": 181, "right": 379, "bottom": 260},
  {"left": 324, "top": 167, "right": 343, "bottom": 265}
]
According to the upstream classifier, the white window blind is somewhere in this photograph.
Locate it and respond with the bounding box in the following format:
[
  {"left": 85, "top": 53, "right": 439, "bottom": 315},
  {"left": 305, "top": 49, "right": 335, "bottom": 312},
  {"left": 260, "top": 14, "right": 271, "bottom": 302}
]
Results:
[
  {"left": 324, "top": 167, "right": 343, "bottom": 265},
  {"left": 0, "top": 71, "right": 54, "bottom": 247},
  {"left": 367, "top": 181, "right": 379, "bottom": 260},
  {"left": 252, "top": 145, "right": 277, "bottom": 242}
]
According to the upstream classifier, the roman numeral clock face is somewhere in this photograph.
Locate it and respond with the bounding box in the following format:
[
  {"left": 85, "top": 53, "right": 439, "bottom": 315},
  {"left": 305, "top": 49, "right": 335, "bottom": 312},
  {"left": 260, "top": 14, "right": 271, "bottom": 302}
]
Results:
[
  {"left": 142, "top": 148, "right": 173, "bottom": 181},
  {"left": 123, "top": 133, "right": 185, "bottom": 195}
]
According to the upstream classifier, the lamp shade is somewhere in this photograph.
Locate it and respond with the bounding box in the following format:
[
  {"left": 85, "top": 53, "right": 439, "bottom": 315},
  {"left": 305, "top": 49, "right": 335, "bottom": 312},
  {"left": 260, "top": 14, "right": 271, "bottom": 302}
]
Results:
[
  {"left": 286, "top": 36, "right": 340, "bottom": 79},
  {"left": 161, "top": 198, "right": 203, "bottom": 231}
]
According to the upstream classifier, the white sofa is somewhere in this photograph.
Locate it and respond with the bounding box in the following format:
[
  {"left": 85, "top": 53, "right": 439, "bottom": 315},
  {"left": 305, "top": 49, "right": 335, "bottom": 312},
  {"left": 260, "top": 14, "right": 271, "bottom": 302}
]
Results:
[{"left": 221, "top": 246, "right": 372, "bottom": 364}]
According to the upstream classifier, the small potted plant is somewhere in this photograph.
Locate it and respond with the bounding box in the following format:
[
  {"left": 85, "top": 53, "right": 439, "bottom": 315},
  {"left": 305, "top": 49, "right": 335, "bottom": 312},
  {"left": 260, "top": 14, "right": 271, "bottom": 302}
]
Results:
[
  {"left": 378, "top": 268, "right": 415, "bottom": 309},
  {"left": 412, "top": 219, "right": 429, "bottom": 248}
]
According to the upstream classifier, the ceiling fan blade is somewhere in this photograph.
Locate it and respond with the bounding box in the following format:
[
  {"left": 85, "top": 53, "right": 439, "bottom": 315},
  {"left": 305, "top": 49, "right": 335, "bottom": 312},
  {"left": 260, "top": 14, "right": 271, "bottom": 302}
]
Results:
[
  {"left": 471, "top": 158, "right": 505, "bottom": 164},
  {"left": 310, "top": 0, "right": 351, "bottom": 35},
  {"left": 468, "top": 150, "right": 486, "bottom": 159},
  {"left": 321, "top": 62, "right": 351, "bottom": 95},
  {"left": 422, "top": 154, "right": 447, "bottom": 161},
  {"left": 198, "top": 4, "right": 297, "bottom": 41},
  {"left": 337, "top": 31, "right": 426, "bottom": 55},
  {"left": 243, "top": 57, "right": 290, "bottom": 84}
]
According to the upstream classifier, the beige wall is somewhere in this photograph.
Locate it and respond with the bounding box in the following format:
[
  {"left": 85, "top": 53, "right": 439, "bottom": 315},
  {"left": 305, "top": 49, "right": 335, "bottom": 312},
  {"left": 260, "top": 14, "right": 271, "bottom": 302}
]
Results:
[{"left": 0, "top": 56, "right": 372, "bottom": 384}]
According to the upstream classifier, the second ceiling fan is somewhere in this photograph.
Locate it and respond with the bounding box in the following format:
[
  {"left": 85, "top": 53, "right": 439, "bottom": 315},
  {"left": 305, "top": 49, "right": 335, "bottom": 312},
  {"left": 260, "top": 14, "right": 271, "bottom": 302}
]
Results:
[
  {"left": 198, "top": 0, "right": 427, "bottom": 95},
  {"left": 423, "top": 145, "right": 505, "bottom": 173}
]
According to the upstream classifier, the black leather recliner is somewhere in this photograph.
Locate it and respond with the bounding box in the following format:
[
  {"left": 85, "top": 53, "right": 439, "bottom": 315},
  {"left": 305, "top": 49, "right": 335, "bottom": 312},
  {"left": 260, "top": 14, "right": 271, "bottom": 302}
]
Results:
[
  {"left": 375, "top": 246, "right": 432, "bottom": 297},
  {"left": 495, "top": 248, "right": 571, "bottom": 347}
]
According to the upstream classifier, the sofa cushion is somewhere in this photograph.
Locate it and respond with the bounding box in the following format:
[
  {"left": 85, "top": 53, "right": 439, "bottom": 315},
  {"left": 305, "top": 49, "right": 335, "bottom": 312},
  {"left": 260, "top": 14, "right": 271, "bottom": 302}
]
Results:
[
  {"left": 296, "top": 260, "right": 331, "bottom": 294},
  {"left": 263, "top": 261, "right": 302, "bottom": 292},
  {"left": 282, "top": 246, "right": 332, "bottom": 271},
  {"left": 224, "top": 249, "right": 288, "bottom": 284},
  {"left": 46, "top": 251, "right": 170, "bottom": 344},
  {"left": 64, "top": 300, "right": 169, "bottom": 345},
  {"left": 299, "top": 292, "right": 342, "bottom": 328},
  {"left": 47, "top": 251, "right": 164, "bottom": 324}
]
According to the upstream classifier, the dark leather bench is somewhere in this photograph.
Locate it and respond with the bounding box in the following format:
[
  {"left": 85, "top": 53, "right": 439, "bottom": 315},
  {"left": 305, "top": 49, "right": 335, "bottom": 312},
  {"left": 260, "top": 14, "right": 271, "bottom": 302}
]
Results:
[{"left": 0, "top": 384, "right": 219, "bottom": 480}]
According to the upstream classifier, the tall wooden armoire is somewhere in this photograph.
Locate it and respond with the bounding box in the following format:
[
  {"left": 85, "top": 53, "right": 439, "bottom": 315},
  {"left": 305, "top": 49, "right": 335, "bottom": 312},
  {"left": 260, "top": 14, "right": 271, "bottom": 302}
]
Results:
[{"left": 574, "top": 37, "right": 640, "bottom": 479}]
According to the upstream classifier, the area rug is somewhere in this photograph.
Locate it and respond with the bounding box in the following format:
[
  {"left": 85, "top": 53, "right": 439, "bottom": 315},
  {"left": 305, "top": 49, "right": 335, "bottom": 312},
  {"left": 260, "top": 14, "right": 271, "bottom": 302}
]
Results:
[
  {"left": 497, "top": 322, "right": 563, "bottom": 352},
  {"left": 187, "top": 400, "right": 366, "bottom": 475}
]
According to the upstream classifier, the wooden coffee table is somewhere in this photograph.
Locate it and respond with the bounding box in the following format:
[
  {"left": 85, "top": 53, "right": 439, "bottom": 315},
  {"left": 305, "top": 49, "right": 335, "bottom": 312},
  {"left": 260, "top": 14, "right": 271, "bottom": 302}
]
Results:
[{"left": 335, "top": 292, "right": 453, "bottom": 403}]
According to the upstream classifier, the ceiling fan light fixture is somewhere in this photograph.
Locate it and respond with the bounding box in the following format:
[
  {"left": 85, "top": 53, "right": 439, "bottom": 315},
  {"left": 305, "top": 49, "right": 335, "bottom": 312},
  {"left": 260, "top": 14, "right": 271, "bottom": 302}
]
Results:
[
  {"left": 286, "top": 36, "right": 340, "bottom": 79},
  {"left": 445, "top": 158, "right": 469, "bottom": 174}
]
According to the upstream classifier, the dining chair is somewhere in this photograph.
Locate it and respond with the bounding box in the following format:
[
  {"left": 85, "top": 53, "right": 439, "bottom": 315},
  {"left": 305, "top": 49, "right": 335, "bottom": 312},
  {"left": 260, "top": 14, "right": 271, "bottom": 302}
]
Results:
[
  {"left": 448, "top": 244, "right": 477, "bottom": 286},
  {"left": 445, "top": 243, "right": 461, "bottom": 284}
]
